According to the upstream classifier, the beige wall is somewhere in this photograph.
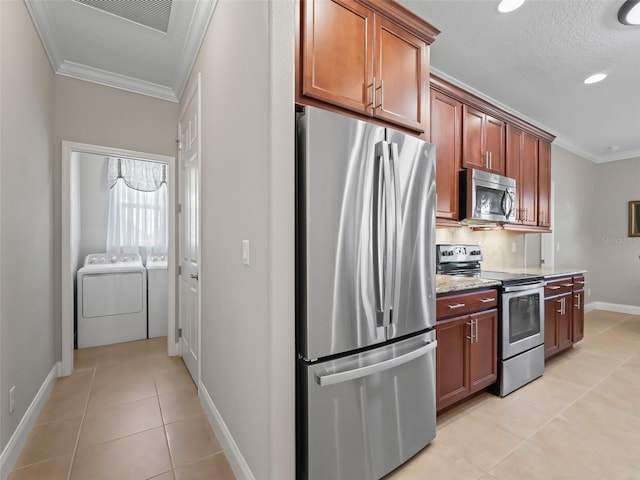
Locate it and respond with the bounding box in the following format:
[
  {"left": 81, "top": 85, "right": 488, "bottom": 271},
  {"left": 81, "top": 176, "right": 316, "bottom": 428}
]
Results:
[
  {"left": 436, "top": 228, "right": 528, "bottom": 269},
  {"left": 591, "top": 157, "right": 640, "bottom": 306},
  {"left": 550, "top": 145, "right": 598, "bottom": 301},
  {"left": 0, "top": 0, "right": 55, "bottom": 450},
  {"left": 180, "top": 0, "right": 295, "bottom": 478},
  {"left": 52, "top": 76, "right": 179, "bottom": 360}
]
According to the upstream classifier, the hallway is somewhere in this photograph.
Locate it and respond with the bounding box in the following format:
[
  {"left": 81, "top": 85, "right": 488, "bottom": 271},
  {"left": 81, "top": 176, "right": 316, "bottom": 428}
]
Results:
[{"left": 8, "top": 338, "right": 235, "bottom": 480}]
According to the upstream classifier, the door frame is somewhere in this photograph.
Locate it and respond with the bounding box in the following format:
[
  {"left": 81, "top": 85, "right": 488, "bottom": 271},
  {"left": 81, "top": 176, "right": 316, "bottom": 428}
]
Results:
[
  {"left": 60, "top": 141, "right": 177, "bottom": 376},
  {"left": 176, "top": 74, "right": 202, "bottom": 387}
]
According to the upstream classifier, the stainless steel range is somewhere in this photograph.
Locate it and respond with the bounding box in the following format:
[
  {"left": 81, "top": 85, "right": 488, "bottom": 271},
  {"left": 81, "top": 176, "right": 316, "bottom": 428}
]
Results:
[{"left": 436, "top": 244, "right": 545, "bottom": 396}]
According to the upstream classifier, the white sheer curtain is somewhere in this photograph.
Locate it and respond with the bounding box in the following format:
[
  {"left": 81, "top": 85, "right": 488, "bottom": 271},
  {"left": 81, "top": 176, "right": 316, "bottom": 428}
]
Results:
[{"left": 106, "top": 158, "right": 168, "bottom": 259}]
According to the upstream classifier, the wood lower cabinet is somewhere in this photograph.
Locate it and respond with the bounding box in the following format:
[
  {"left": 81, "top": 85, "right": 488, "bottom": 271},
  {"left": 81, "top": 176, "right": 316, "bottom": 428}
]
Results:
[
  {"left": 544, "top": 275, "right": 586, "bottom": 359},
  {"left": 298, "top": 0, "right": 438, "bottom": 134},
  {"left": 436, "top": 289, "right": 498, "bottom": 412},
  {"left": 430, "top": 89, "right": 462, "bottom": 221},
  {"left": 462, "top": 105, "right": 505, "bottom": 174}
]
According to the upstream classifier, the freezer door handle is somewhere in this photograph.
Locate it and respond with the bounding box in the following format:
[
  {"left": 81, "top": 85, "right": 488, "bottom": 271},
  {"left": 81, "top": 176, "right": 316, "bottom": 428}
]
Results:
[
  {"left": 315, "top": 340, "right": 437, "bottom": 387},
  {"left": 388, "top": 141, "right": 402, "bottom": 325}
]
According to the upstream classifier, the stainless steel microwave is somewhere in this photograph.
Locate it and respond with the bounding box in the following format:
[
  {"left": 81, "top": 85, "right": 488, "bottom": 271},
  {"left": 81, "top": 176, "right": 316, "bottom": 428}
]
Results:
[{"left": 460, "top": 168, "right": 516, "bottom": 224}]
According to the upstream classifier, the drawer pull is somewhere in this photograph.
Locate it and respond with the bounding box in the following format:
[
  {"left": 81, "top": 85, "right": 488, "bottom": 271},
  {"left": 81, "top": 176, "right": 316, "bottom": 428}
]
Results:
[
  {"left": 447, "top": 303, "right": 466, "bottom": 309},
  {"left": 547, "top": 285, "right": 561, "bottom": 290},
  {"left": 479, "top": 298, "right": 494, "bottom": 303},
  {"left": 561, "top": 283, "right": 574, "bottom": 287},
  {"left": 575, "top": 281, "right": 585, "bottom": 285}
]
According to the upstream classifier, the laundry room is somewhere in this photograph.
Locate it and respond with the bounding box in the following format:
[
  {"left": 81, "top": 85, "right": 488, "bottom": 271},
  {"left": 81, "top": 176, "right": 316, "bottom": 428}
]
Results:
[{"left": 71, "top": 150, "right": 170, "bottom": 349}]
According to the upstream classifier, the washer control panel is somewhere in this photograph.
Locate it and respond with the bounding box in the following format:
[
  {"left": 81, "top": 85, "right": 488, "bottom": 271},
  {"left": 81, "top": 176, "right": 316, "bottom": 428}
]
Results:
[{"left": 84, "top": 253, "right": 143, "bottom": 267}]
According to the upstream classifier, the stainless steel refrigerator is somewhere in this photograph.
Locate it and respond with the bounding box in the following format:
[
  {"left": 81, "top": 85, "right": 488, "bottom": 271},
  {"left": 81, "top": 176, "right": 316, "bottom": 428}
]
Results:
[{"left": 296, "top": 106, "right": 438, "bottom": 480}]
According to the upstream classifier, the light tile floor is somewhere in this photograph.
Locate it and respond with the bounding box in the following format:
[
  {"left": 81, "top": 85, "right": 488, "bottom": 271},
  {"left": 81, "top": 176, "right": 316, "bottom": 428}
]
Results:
[
  {"left": 386, "top": 310, "right": 640, "bottom": 479},
  {"left": 9, "top": 337, "right": 235, "bottom": 480}
]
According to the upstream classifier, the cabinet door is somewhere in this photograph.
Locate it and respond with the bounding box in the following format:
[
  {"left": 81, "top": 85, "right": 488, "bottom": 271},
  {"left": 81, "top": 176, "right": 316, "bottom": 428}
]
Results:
[
  {"left": 544, "top": 297, "right": 559, "bottom": 358},
  {"left": 485, "top": 115, "right": 506, "bottom": 175},
  {"left": 506, "top": 125, "right": 523, "bottom": 222},
  {"left": 572, "top": 289, "right": 584, "bottom": 343},
  {"left": 557, "top": 293, "right": 573, "bottom": 352},
  {"left": 520, "top": 132, "right": 539, "bottom": 225},
  {"left": 374, "top": 15, "right": 428, "bottom": 133},
  {"left": 302, "top": 0, "right": 374, "bottom": 115},
  {"left": 435, "top": 316, "right": 469, "bottom": 411},
  {"left": 462, "top": 105, "right": 486, "bottom": 170},
  {"left": 431, "top": 90, "right": 461, "bottom": 220},
  {"left": 469, "top": 309, "right": 497, "bottom": 393},
  {"left": 538, "top": 140, "right": 551, "bottom": 228}
]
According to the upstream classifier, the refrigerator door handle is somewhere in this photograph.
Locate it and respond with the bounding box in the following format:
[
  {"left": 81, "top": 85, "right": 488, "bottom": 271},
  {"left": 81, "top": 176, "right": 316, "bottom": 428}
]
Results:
[
  {"left": 388, "top": 142, "right": 402, "bottom": 326},
  {"left": 381, "top": 141, "right": 394, "bottom": 328},
  {"left": 315, "top": 340, "right": 438, "bottom": 386},
  {"left": 373, "top": 142, "right": 386, "bottom": 327}
]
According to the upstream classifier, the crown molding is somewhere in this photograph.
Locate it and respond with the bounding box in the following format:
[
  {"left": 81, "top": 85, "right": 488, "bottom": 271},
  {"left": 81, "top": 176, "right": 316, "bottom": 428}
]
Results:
[
  {"left": 57, "top": 61, "right": 178, "bottom": 102},
  {"left": 173, "top": 0, "right": 218, "bottom": 102},
  {"left": 24, "top": 0, "right": 63, "bottom": 70}
]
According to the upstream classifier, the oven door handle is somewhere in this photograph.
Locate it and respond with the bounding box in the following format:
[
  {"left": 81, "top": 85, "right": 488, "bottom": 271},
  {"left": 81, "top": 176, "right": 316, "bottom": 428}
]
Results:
[{"left": 503, "top": 282, "right": 546, "bottom": 293}]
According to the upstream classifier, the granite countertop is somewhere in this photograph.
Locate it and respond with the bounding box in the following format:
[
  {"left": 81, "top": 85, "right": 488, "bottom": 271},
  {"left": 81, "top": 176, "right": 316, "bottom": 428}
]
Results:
[
  {"left": 436, "top": 274, "right": 501, "bottom": 294},
  {"left": 489, "top": 267, "right": 587, "bottom": 279}
]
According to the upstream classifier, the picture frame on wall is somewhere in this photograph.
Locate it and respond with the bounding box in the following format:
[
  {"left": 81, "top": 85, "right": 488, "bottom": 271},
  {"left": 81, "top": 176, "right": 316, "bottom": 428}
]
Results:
[{"left": 628, "top": 201, "right": 640, "bottom": 237}]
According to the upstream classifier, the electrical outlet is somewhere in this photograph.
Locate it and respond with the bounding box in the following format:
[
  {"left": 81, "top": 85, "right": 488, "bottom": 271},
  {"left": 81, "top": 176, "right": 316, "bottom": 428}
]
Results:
[
  {"left": 556, "top": 243, "right": 561, "bottom": 252},
  {"left": 242, "top": 240, "right": 250, "bottom": 266},
  {"left": 512, "top": 242, "right": 517, "bottom": 253},
  {"left": 9, "top": 386, "right": 16, "bottom": 414},
  {"left": 588, "top": 288, "right": 591, "bottom": 297}
]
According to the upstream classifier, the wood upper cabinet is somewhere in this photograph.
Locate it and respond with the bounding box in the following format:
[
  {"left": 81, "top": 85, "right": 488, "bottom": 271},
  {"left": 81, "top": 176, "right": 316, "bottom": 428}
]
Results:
[
  {"left": 462, "top": 105, "right": 505, "bottom": 174},
  {"left": 430, "top": 89, "right": 462, "bottom": 220},
  {"left": 373, "top": 15, "right": 428, "bottom": 132},
  {"left": 301, "top": 0, "right": 373, "bottom": 114},
  {"left": 538, "top": 140, "right": 552, "bottom": 228},
  {"left": 506, "top": 125, "right": 538, "bottom": 226},
  {"left": 298, "top": 0, "right": 438, "bottom": 135}
]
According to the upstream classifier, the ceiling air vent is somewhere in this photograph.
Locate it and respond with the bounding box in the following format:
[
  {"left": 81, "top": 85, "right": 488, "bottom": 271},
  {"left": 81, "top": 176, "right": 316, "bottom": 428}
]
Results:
[{"left": 72, "top": 0, "right": 173, "bottom": 33}]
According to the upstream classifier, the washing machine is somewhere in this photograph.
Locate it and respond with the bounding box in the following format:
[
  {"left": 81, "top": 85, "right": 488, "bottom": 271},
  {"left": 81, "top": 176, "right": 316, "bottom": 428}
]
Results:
[
  {"left": 146, "top": 253, "right": 168, "bottom": 338},
  {"left": 77, "top": 253, "right": 147, "bottom": 348}
]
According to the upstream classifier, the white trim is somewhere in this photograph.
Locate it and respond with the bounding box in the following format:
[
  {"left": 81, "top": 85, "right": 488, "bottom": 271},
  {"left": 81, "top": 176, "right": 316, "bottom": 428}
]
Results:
[
  {"left": 61, "top": 141, "right": 178, "bottom": 377},
  {"left": 56, "top": 61, "right": 179, "bottom": 103},
  {"left": 199, "top": 382, "right": 256, "bottom": 480},
  {"left": 587, "top": 302, "right": 640, "bottom": 316},
  {"left": 23, "top": 0, "right": 63, "bottom": 71},
  {"left": 0, "top": 363, "right": 59, "bottom": 479},
  {"left": 174, "top": 1, "right": 218, "bottom": 102}
]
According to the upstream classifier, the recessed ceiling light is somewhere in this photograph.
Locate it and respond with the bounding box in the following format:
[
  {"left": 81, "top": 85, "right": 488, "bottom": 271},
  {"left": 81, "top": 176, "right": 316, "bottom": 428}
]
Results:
[
  {"left": 618, "top": 0, "right": 640, "bottom": 25},
  {"left": 609, "top": 145, "right": 621, "bottom": 151},
  {"left": 498, "top": 0, "right": 526, "bottom": 13},
  {"left": 584, "top": 73, "right": 607, "bottom": 84}
]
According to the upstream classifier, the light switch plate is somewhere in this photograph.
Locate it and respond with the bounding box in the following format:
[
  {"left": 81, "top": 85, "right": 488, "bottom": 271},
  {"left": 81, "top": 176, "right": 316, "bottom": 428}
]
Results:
[
  {"left": 242, "top": 240, "right": 250, "bottom": 266},
  {"left": 9, "top": 386, "right": 15, "bottom": 414}
]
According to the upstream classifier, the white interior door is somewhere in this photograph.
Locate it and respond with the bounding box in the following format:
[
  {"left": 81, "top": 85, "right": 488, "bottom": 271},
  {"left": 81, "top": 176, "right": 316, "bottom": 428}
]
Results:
[{"left": 178, "top": 77, "right": 201, "bottom": 383}]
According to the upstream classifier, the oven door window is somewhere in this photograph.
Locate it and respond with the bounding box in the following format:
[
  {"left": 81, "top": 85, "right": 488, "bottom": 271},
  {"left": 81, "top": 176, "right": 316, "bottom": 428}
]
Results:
[{"left": 508, "top": 292, "right": 541, "bottom": 343}]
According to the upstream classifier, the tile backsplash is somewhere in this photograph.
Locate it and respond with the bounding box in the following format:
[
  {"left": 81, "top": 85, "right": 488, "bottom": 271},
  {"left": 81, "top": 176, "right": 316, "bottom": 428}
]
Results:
[{"left": 435, "top": 227, "right": 540, "bottom": 270}]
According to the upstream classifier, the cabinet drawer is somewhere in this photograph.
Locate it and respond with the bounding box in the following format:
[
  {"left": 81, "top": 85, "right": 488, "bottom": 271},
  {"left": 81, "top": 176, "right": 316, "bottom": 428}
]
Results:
[
  {"left": 436, "top": 289, "right": 498, "bottom": 319},
  {"left": 544, "top": 277, "right": 573, "bottom": 297},
  {"left": 573, "top": 275, "right": 585, "bottom": 291}
]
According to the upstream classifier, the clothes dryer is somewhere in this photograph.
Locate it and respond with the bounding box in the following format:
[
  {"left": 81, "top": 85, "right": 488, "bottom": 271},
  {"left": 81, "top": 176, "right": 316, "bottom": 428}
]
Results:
[
  {"left": 77, "top": 253, "right": 147, "bottom": 348},
  {"left": 146, "top": 254, "right": 168, "bottom": 338}
]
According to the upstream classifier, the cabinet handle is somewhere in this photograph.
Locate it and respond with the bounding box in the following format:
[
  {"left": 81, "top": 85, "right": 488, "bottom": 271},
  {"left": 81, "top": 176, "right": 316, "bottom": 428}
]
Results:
[
  {"left": 489, "top": 152, "right": 493, "bottom": 170},
  {"left": 574, "top": 293, "right": 581, "bottom": 309},
  {"left": 561, "top": 283, "right": 574, "bottom": 288},
  {"left": 562, "top": 297, "right": 566, "bottom": 315},
  {"left": 556, "top": 298, "right": 563, "bottom": 314},
  {"left": 479, "top": 298, "right": 494, "bottom": 303},
  {"left": 447, "top": 303, "right": 466, "bottom": 309},
  {"left": 366, "top": 77, "right": 375, "bottom": 107},
  {"left": 473, "top": 319, "right": 478, "bottom": 343},
  {"left": 524, "top": 208, "right": 528, "bottom": 221},
  {"left": 548, "top": 285, "right": 561, "bottom": 290},
  {"left": 375, "top": 80, "right": 384, "bottom": 110},
  {"left": 575, "top": 281, "right": 585, "bottom": 285},
  {"left": 466, "top": 321, "right": 475, "bottom": 342}
]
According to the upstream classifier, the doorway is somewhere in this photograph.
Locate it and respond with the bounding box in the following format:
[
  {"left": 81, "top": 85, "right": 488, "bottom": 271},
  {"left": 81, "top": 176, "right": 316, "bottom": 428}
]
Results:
[{"left": 61, "top": 142, "right": 177, "bottom": 376}]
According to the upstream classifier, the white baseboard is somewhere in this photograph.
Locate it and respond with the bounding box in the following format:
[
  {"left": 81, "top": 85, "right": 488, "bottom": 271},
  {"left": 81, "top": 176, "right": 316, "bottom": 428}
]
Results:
[
  {"left": 199, "top": 381, "right": 256, "bottom": 480},
  {"left": 0, "top": 362, "right": 60, "bottom": 480},
  {"left": 587, "top": 302, "right": 640, "bottom": 315}
]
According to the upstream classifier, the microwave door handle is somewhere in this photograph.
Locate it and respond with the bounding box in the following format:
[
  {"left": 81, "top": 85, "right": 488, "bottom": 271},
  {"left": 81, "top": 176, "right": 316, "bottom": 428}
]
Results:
[{"left": 502, "top": 190, "right": 514, "bottom": 219}]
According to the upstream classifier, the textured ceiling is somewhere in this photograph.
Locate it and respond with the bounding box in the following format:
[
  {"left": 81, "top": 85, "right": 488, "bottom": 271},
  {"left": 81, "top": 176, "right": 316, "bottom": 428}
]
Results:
[
  {"left": 398, "top": 0, "right": 640, "bottom": 163},
  {"left": 25, "top": 0, "right": 216, "bottom": 102}
]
